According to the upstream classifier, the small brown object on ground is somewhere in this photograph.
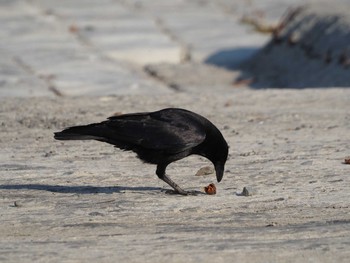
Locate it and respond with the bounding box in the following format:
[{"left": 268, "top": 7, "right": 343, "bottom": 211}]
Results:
[
  {"left": 69, "top": 24, "right": 79, "bottom": 33},
  {"left": 204, "top": 183, "right": 216, "bottom": 195},
  {"left": 344, "top": 157, "right": 350, "bottom": 164}
]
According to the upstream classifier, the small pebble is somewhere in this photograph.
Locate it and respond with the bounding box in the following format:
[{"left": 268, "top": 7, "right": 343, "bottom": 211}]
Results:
[
  {"left": 195, "top": 166, "right": 214, "bottom": 176},
  {"left": 10, "top": 201, "right": 21, "bottom": 207},
  {"left": 266, "top": 222, "right": 278, "bottom": 227},
  {"left": 240, "top": 186, "right": 256, "bottom": 196}
]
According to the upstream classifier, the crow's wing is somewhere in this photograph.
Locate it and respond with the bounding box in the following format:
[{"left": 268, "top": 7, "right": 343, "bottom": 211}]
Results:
[{"left": 106, "top": 109, "right": 206, "bottom": 153}]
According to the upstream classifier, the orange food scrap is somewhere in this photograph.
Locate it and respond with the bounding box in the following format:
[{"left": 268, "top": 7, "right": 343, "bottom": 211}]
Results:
[
  {"left": 204, "top": 183, "right": 216, "bottom": 195},
  {"left": 69, "top": 25, "right": 79, "bottom": 33}
]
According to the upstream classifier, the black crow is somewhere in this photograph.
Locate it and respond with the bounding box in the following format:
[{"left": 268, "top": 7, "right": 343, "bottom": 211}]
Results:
[{"left": 54, "top": 108, "right": 228, "bottom": 195}]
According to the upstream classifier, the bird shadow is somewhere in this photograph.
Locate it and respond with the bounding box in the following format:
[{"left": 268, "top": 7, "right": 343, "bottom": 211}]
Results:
[{"left": 0, "top": 184, "right": 163, "bottom": 194}]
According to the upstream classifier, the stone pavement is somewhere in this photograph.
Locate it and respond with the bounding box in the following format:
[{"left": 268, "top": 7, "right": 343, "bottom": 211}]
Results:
[{"left": 2, "top": 0, "right": 341, "bottom": 97}]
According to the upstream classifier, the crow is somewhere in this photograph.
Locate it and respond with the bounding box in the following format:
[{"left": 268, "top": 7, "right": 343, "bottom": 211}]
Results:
[{"left": 54, "top": 108, "right": 228, "bottom": 195}]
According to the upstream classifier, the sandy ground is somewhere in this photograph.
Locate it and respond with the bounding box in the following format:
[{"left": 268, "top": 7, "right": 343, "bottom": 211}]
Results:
[{"left": 1, "top": 89, "right": 349, "bottom": 262}]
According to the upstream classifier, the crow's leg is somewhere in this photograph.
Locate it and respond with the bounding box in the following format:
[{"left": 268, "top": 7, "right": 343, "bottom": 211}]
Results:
[{"left": 156, "top": 164, "right": 188, "bottom": 195}]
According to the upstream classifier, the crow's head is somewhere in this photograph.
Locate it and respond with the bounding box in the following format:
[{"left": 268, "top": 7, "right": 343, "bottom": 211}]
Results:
[
  {"left": 214, "top": 153, "right": 228, "bottom": 183},
  {"left": 210, "top": 140, "right": 228, "bottom": 183}
]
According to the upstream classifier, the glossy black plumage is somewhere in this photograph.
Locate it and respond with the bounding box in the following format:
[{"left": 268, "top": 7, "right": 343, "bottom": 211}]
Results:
[{"left": 54, "top": 108, "right": 228, "bottom": 195}]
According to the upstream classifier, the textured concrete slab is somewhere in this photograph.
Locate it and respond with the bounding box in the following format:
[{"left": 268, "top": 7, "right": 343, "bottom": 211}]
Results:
[
  {"left": 32, "top": 0, "right": 182, "bottom": 64},
  {"left": 1, "top": 89, "right": 350, "bottom": 262},
  {"left": 0, "top": 0, "right": 171, "bottom": 96},
  {"left": 0, "top": 49, "right": 52, "bottom": 97}
]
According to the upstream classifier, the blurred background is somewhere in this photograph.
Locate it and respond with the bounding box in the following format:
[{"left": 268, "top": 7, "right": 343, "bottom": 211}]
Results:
[{"left": 1, "top": 0, "right": 349, "bottom": 96}]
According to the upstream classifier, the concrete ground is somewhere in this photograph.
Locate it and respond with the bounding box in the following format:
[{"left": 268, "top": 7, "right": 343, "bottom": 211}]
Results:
[{"left": 0, "top": 1, "right": 350, "bottom": 262}]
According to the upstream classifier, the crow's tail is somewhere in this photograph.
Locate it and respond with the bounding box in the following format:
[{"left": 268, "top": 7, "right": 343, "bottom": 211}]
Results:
[{"left": 54, "top": 123, "right": 106, "bottom": 141}]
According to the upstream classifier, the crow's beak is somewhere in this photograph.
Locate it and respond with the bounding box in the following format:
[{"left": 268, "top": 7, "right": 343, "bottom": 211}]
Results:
[{"left": 215, "top": 163, "right": 225, "bottom": 182}]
